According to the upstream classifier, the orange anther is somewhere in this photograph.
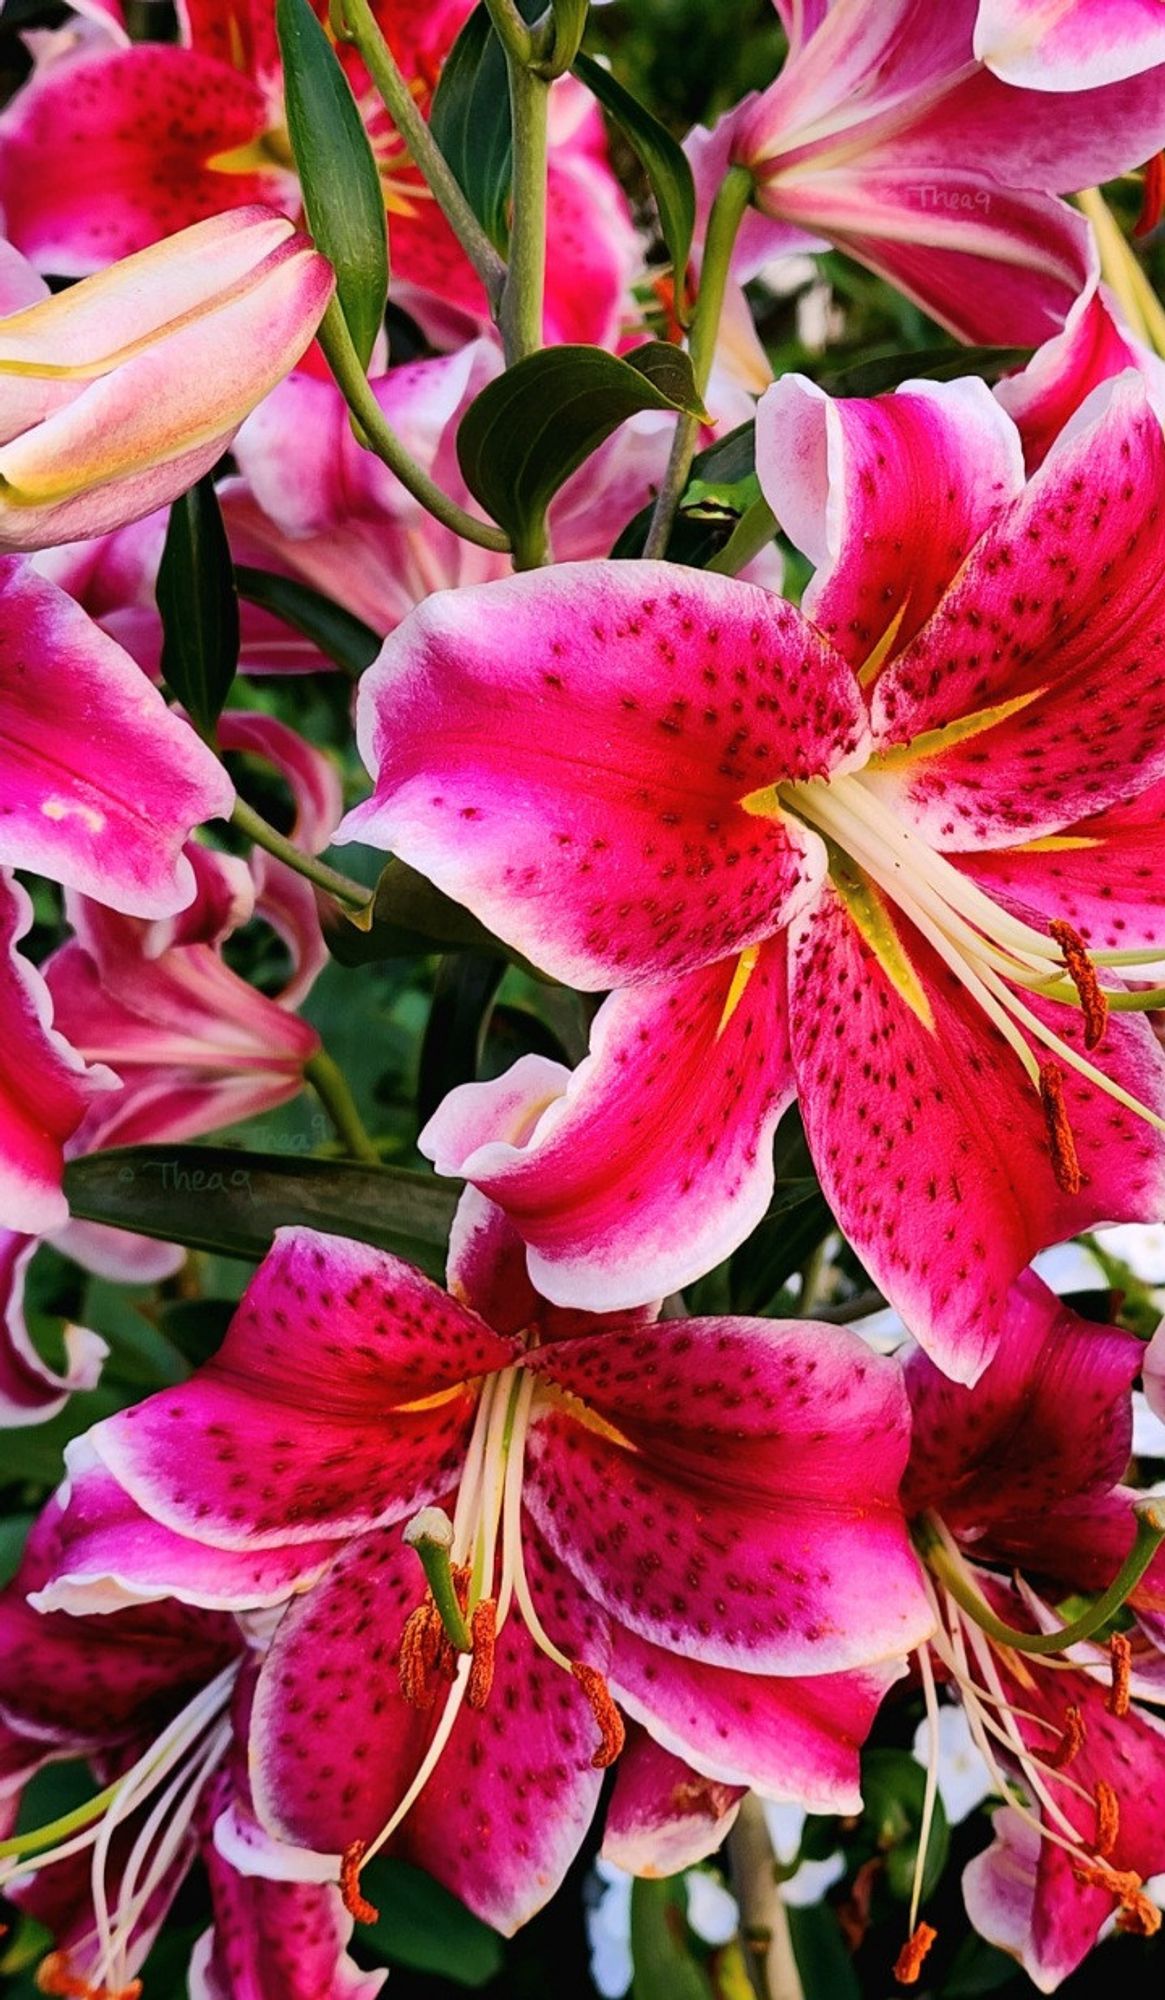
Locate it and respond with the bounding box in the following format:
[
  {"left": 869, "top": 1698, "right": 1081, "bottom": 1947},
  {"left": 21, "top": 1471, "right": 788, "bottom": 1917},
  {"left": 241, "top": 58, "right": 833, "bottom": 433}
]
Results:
[
  {"left": 1049, "top": 920, "right": 1108, "bottom": 1049},
  {"left": 1039, "top": 1061, "right": 1082, "bottom": 1194},
  {"left": 467, "top": 1598, "right": 497, "bottom": 1710},
  {"left": 340, "top": 1840, "right": 380, "bottom": 1925},
  {"left": 1049, "top": 1702, "right": 1086, "bottom": 1768},
  {"left": 1094, "top": 1780, "right": 1120, "bottom": 1858},
  {"left": 893, "top": 1921, "right": 938, "bottom": 1985},
  {"left": 571, "top": 1662, "right": 626, "bottom": 1769},
  {"left": 1108, "top": 1631, "right": 1132, "bottom": 1718},
  {"left": 398, "top": 1602, "right": 442, "bottom": 1708}
]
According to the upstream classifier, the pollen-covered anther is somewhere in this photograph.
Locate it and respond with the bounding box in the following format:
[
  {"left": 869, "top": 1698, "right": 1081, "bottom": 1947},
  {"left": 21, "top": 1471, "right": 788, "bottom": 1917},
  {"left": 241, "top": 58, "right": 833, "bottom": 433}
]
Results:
[
  {"left": 398, "top": 1601, "right": 443, "bottom": 1708},
  {"left": 1049, "top": 1702, "right": 1086, "bottom": 1769},
  {"left": 570, "top": 1662, "right": 626, "bottom": 1768},
  {"left": 1108, "top": 1630, "right": 1132, "bottom": 1717},
  {"left": 1115, "top": 1890, "right": 1163, "bottom": 1938},
  {"left": 340, "top": 1840, "right": 380, "bottom": 1925},
  {"left": 1049, "top": 920, "right": 1109, "bottom": 1049},
  {"left": 35, "top": 1955, "right": 142, "bottom": 2000},
  {"left": 1038, "top": 1061, "right": 1083, "bottom": 1195},
  {"left": 1071, "top": 1858, "right": 1160, "bottom": 1935},
  {"left": 467, "top": 1598, "right": 497, "bottom": 1710},
  {"left": 1094, "top": 1780, "right": 1120, "bottom": 1859},
  {"left": 893, "top": 1921, "right": 937, "bottom": 1985}
]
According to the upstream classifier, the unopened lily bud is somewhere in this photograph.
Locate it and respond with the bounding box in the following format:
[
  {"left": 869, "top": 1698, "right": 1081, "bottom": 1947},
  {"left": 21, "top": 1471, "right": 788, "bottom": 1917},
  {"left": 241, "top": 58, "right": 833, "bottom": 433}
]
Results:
[{"left": 0, "top": 208, "right": 334, "bottom": 551}]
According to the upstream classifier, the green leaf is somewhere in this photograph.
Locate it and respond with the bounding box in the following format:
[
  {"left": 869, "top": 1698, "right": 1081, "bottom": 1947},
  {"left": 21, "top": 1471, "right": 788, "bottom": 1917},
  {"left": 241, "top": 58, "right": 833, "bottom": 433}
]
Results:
[
  {"left": 630, "top": 1878, "right": 711, "bottom": 2000},
  {"left": 234, "top": 565, "right": 381, "bottom": 680},
  {"left": 359, "top": 1857, "right": 504, "bottom": 1985},
  {"left": 788, "top": 1905, "right": 861, "bottom": 2000},
  {"left": 326, "top": 856, "right": 522, "bottom": 966},
  {"left": 0, "top": 1512, "right": 34, "bottom": 1587},
  {"left": 277, "top": 0, "right": 388, "bottom": 368},
  {"left": 458, "top": 340, "right": 706, "bottom": 564},
  {"left": 429, "top": 5, "right": 513, "bottom": 251},
  {"left": 572, "top": 50, "right": 696, "bottom": 293},
  {"left": 729, "top": 1178, "right": 835, "bottom": 1315},
  {"left": 0, "top": 1385, "right": 127, "bottom": 1488},
  {"left": 157, "top": 475, "right": 239, "bottom": 737},
  {"left": 64, "top": 1148, "right": 459, "bottom": 1274},
  {"left": 860, "top": 1748, "right": 950, "bottom": 1905},
  {"left": 418, "top": 951, "right": 506, "bottom": 1126},
  {"left": 820, "top": 344, "right": 1031, "bottom": 398},
  {"left": 611, "top": 419, "right": 757, "bottom": 563}
]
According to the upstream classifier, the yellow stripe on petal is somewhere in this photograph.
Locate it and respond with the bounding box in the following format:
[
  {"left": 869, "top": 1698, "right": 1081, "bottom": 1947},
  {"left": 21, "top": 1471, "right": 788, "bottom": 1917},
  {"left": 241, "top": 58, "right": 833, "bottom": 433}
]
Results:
[
  {"left": 857, "top": 598, "right": 909, "bottom": 688},
  {"left": 1006, "top": 833, "right": 1101, "bottom": 853},
  {"left": 717, "top": 945, "right": 760, "bottom": 1040},
  {"left": 832, "top": 865, "right": 935, "bottom": 1032},
  {"left": 869, "top": 686, "right": 1043, "bottom": 770}
]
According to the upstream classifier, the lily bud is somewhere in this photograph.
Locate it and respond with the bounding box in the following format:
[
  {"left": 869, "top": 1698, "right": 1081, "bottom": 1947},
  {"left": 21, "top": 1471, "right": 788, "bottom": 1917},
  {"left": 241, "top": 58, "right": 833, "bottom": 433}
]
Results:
[{"left": 0, "top": 208, "right": 335, "bottom": 551}]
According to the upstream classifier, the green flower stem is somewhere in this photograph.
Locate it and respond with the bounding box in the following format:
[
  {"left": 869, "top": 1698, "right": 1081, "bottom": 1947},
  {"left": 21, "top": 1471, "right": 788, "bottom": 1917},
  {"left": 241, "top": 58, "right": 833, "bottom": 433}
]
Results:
[
  {"left": 643, "top": 164, "right": 754, "bottom": 561},
  {"left": 318, "top": 301, "right": 511, "bottom": 553},
  {"left": 916, "top": 1502, "right": 1165, "bottom": 1656},
  {"left": 496, "top": 42, "right": 550, "bottom": 367},
  {"left": 304, "top": 1049, "right": 380, "bottom": 1164},
  {"left": 333, "top": 0, "right": 506, "bottom": 308},
  {"left": 704, "top": 494, "right": 779, "bottom": 576},
  {"left": 483, "top": 0, "right": 540, "bottom": 62},
  {"left": 230, "top": 796, "right": 374, "bottom": 918}
]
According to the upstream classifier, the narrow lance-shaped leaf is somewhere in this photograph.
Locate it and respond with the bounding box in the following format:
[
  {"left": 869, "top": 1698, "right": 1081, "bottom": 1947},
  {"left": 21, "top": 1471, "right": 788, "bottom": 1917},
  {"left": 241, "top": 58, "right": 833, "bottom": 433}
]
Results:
[
  {"left": 234, "top": 564, "right": 381, "bottom": 679},
  {"left": 429, "top": 4, "right": 513, "bottom": 251},
  {"left": 277, "top": 0, "right": 388, "bottom": 369},
  {"left": 156, "top": 473, "right": 239, "bottom": 738},
  {"left": 64, "top": 1149, "right": 460, "bottom": 1275},
  {"left": 572, "top": 50, "right": 696, "bottom": 305},
  {"left": 457, "top": 340, "right": 706, "bottom": 565}
]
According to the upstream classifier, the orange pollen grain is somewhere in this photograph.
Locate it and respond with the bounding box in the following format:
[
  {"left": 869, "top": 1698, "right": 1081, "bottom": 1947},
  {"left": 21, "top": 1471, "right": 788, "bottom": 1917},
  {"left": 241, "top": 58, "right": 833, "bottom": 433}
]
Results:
[
  {"left": 1136, "top": 151, "right": 1165, "bottom": 237},
  {"left": 340, "top": 1841, "right": 380, "bottom": 1925},
  {"left": 468, "top": 1598, "right": 497, "bottom": 1710},
  {"left": 1108, "top": 1631, "right": 1132, "bottom": 1717},
  {"left": 893, "top": 1922, "right": 937, "bottom": 1985},
  {"left": 1095, "top": 1780, "right": 1120, "bottom": 1858},
  {"left": 1116, "top": 1890, "right": 1163, "bottom": 1937},
  {"left": 1049, "top": 1702, "right": 1086, "bottom": 1768},
  {"left": 1048, "top": 919, "right": 1108, "bottom": 1048},
  {"left": 571, "top": 1662, "right": 626, "bottom": 1769},
  {"left": 1038, "top": 1061, "right": 1083, "bottom": 1194}
]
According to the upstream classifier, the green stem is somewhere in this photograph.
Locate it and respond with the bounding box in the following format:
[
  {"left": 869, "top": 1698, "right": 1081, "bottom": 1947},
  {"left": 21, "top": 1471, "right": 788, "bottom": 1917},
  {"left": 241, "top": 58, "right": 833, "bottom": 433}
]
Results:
[
  {"left": 497, "top": 44, "right": 550, "bottom": 368},
  {"left": 304, "top": 1049, "right": 380, "bottom": 1163},
  {"left": 643, "top": 165, "right": 753, "bottom": 561},
  {"left": 483, "top": 0, "right": 539, "bottom": 61},
  {"left": 917, "top": 1502, "right": 1165, "bottom": 1656},
  {"left": 318, "top": 301, "right": 510, "bottom": 552},
  {"left": 231, "top": 796, "right": 373, "bottom": 917},
  {"left": 334, "top": 0, "right": 506, "bottom": 308},
  {"left": 705, "top": 494, "right": 778, "bottom": 577},
  {"left": 0, "top": 1776, "right": 122, "bottom": 1861},
  {"left": 1106, "top": 986, "right": 1165, "bottom": 1011}
]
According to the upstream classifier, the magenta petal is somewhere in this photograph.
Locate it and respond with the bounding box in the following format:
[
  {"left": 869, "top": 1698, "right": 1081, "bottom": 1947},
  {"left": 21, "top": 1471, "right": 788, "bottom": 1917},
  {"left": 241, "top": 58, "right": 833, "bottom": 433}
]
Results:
[
  {"left": 343, "top": 561, "right": 867, "bottom": 988},
  {"left": 993, "top": 273, "right": 1164, "bottom": 472},
  {"left": 0, "top": 872, "right": 115, "bottom": 1237},
  {"left": 868, "top": 375, "right": 1165, "bottom": 845},
  {"left": 757, "top": 372, "right": 1024, "bottom": 670},
  {"left": 601, "top": 1732, "right": 742, "bottom": 1875},
  {"left": 789, "top": 881, "right": 1165, "bottom": 1382},
  {"left": 0, "top": 559, "right": 234, "bottom": 914},
  {"left": 974, "top": 0, "right": 1165, "bottom": 89},
  {"left": 903, "top": 1271, "right": 1141, "bottom": 1524},
  {"left": 609, "top": 1633, "right": 902, "bottom": 1812},
  {"left": 90, "top": 1227, "right": 516, "bottom": 1546},
  {"left": 524, "top": 1319, "right": 931, "bottom": 1673},
  {"left": 424, "top": 945, "right": 796, "bottom": 1312},
  {"left": 0, "top": 1229, "right": 107, "bottom": 1427},
  {"left": 962, "top": 1806, "right": 1109, "bottom": 1994}
]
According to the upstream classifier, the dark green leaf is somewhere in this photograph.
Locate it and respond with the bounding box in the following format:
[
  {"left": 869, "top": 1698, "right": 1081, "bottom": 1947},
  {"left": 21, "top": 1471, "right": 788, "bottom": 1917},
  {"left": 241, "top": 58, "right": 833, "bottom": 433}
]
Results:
[
  {"left": 820, "top": 344, "right": 1031, "bottom": 398},
  {"left": 429, "top": 5, "right": 513, "bottom": 251},
  {"left": 326, "top": 856, "right": 522, "bottom": 966},
  {"left": 730, "top": 1178, "right": 834, "bottom": 1315},
  {"left": 64, "top": 1148, "right": 459, "bottom": 1274},
  {"left": 157, "top": 475, "right": 239, "bottom": 737},
  {"left": 235, "top": 565, "right": 381, "bottom": 679},
  {"left": 611, "top": 419, "right": 758, "bottom": 562},
  {"left": 418, "top": 952, "right": 506, "bottom": 1126},
  {"left": 860, "top": 1748, "right": 949, "bottom": 1904},
  {"left": 359, "top": 1856, "right": 504, "bottom": 1985},
  {"left": 0, "top": 1511, "right": 34, "bottom": 1586},
  {"left": 630, "top": 1878, "right": 710, "bottom": 2000},
  {"left": 277, "top": 0, "right": 388, "bottom": 367},
  {"left": 943, "top": 1932, "right": 1021, "bottom": 1998},
  {"left": 458, "top": 341, "right": 706, "bottom": 564},
  {"left": 788, "top": 1905, "right": 861, "bottom": 2000},
  {"left": 1, "top": 1385, "right": 126, "bottom": 1488},
  {"left": 572, "top": 50, "right": 696, "bottom": 292},
  {"left": 158, "top": 1297, "right": 237, "bottom": 1370}
]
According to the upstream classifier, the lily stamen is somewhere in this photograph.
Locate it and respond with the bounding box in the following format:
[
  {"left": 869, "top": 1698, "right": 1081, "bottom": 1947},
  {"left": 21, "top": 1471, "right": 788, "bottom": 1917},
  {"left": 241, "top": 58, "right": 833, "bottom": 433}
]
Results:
[
  {"left": 340, "top": 1840, "right": 379, "bottom": 1924},
  {"left": 1095, "top": 1781, "right": 1120, "bottom": 1858},
  {"left": 1049, "top": 920, "right": 1109, "bottom": 1048},
  {"left": 1108, "top": 1632, "right": 1133, "bottom": 1717},
  {"left": 893, "top": 1920, "right": 937, "bottom": 1986},
  {"left": 1038, "top": 1061, "right": 1083, "bottom": 1194},
  {"left": 1049, "top": 1703, "right": 1086, "bottom": 1769}
]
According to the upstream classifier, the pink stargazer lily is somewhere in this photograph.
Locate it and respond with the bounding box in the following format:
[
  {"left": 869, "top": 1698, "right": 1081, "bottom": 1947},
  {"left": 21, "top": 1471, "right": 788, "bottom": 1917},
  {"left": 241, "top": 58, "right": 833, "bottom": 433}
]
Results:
[
  {"left": 0, "top": 1496, "right": 385, "bottom": 2000},
  {"left": 973, "top": 0, "right": 1165, "bottom": 90},
  {"left": 900, "top": 1274, "right": 1165, "bottom": 1987},
  {"left": 689, "top": 0, "right": 1165, "bottom": 343},
  {"left": 0, "top": 208, "right": 333, "bottom": 550},
  {"left": 0, "top": 0, "right": 638, "bottom": 354},
  {"left": 342, "top": 367, "right": 1165, "bottom": 1382},
  {"left": 48, "top": 1192, "right": 931, "bottom": 1933}
]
